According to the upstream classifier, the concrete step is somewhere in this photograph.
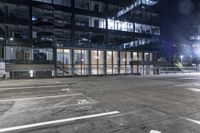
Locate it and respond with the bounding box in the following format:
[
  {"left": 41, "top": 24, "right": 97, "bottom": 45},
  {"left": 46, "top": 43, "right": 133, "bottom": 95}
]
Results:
[{"left": 6, "top": 64, "right": 55, "bottom": 71}]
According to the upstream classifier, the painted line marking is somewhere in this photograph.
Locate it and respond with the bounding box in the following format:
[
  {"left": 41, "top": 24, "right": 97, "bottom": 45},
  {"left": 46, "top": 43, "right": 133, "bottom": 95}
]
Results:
[
  {"left": 0, "top": 84, "right": 73, "bottom": 91},
  {"left": 194, "top": 83, "right": 200, "bottom": 86},
  {"left": 0, "top": 111, "right": 120, "bottom": 133},
  {"left": 150, "top": 130, "right": 161, "bottom": 133},
  {"left": 61, "top": 88, "right": 71, "bottom": 92},
  {"left": 185, "top": 88, "right": 200, "bottom": 92},
  {"left": 175, "top": 83, "right": 200, "bottom": 87},
  {"left": 179, "top": 77, "right": 197, "bottom": 80},
  {"left": 77, "top": 99, "right": 90, "bottom": 105},
  {"left": 0, "top": 93, "right": 83, "bottom": 102},
  {"left": 179, "top": 116, "right": 200, "bottom": 125}
]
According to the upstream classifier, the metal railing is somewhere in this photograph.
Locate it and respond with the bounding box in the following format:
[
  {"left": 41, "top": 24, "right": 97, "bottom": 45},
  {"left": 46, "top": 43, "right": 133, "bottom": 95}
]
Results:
[
  {"left": 155, "top": 67, "right": 200, "bottom": 74},
  {"left": 2, "top": 66, "right": 200, "bottom": 79}
]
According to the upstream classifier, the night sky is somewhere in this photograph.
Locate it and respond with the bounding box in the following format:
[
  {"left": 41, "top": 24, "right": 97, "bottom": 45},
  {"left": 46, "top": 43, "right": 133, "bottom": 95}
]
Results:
[{"left": 161, "top": 0, "right": 196, "bottom": 60}]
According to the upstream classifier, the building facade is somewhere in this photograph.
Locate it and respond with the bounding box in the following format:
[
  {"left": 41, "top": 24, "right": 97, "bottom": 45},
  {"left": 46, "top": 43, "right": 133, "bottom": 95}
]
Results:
[
  {"left": 189, "top": 1, "right": 200, "bottom": 65},
  {"left": 0, "top": 0, "right": 160, "bottom": 78}
]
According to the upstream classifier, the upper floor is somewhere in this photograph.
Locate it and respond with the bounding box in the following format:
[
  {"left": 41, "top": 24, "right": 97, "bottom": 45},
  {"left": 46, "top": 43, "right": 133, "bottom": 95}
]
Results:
[{"left": 0, "top": 0, "right": 160, "bottom": 51}]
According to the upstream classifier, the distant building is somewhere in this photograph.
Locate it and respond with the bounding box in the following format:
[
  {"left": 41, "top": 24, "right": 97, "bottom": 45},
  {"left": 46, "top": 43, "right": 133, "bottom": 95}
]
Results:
[
  {"left": 0, "top": 0, "right": 160, "bottom": 78},
  {"left": 189, "top": 1, "right": 200, "bottom": 65}
]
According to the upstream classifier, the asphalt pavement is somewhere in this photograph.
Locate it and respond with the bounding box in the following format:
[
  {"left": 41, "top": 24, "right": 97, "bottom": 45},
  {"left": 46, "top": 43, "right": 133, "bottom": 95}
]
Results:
[{"left": 0, "top": 74, "right": 200, "bottom": 133}]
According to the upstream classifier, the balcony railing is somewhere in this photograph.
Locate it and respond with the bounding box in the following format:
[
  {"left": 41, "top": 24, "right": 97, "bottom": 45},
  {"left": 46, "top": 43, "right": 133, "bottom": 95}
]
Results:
[{"left": 117, "top": 0, "right": 158, "bottom": 18}]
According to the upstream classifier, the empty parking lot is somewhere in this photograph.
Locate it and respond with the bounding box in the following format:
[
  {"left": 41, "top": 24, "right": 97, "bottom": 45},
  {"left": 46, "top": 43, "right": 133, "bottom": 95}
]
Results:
[{"left": 0, "top": 74, "right": 200, "bottom": 133}]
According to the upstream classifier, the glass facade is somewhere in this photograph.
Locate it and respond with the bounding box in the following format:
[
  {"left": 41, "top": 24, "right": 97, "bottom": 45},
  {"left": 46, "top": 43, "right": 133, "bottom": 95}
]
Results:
[
  {"left": 5, "top": 46, "right": 53, "bottom": 63},
  {"left": 91, "top": 50, "right": 104, "bottom": 75},
  {"left": 113, "top": 51, "right": 119, "bottom": 74},
  {"left": 120, "top": 52, "right": 126, "bottom": 74},
  {"left": 56, "top": 49, "right": 155, "bottom": 76},
  {"left": 126, "top": 52, "right": 132, "bottom": 74},
  {"left": 33, "top": 0, "right": 71, "bottom": 7},
  {"left": 74, "top": 49, "right": 89, "bottom": 75},
  {"left": 0, "top": 0, "right": 160, "bottom": 78},
  {"left": 57, "top": 49, "right": 72, "bottom": 76},
  {"left": 106, "top": 51, "right": 113, "bottom": 74}
]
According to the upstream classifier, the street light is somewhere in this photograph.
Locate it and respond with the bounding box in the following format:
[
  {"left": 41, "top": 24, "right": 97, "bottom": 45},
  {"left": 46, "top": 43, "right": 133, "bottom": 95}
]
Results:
[{"left": 180, "top": 55, "right": 184, "bottom": 64}]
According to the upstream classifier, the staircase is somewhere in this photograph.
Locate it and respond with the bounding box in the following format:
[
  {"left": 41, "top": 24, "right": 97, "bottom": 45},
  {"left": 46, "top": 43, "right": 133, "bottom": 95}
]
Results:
[{"left": 56, "top": 64, "right": 70, "bottom": 76}]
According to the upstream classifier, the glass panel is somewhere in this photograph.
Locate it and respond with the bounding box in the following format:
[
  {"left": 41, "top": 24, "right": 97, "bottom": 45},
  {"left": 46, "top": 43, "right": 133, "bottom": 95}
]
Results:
[
  {"left": 149, "top": 53, "right": 153, "bottom": 61},
  {"left": 133, "top": 52, "right": 138, "bottom": 61},
  {"left": 75, "top": 15, "right": 89, "bottom": 27},
  {"left": 91, "top": 50, "right": 98, "bottom": 75},
  {"left": 0, "top": 45, "right": 3, "bottom": 59},
  {"left": 53, "top": 0, "right": 71, "bottom": 7},
  {"left": 99, "top": 19, "right": 106, "bottom": 29},
  {"left": 74, "top": 50, "right": 82, "bottom": 75},
  {"left": 44, "top": 48, "right": 53, "bottom": 61},
  {"left": 57, "top": 49, "right": 63, "bottom": 64},
  {"left": 75, "top": 0, "right": 90, "bottom": 10},
  {"left": 135, "top": 23, "right": 160, "bottom": 35},
  {"left": 126, "top": 52, "right": 131, "bottom": 74},
  {"left": 64, "top": 49, "right": 72, "bottom": 75},
  {"left": 73, "top": 49, "right": 89, "bottom": 75},
  {"left": 113, "top": 51, "right": 118, "bottom": 74},
  {"left": 120, "top": 52, "right": 126, "bottom": 74},
  {"left": 98, "top": 51, "right": 104, "bottom": 75},
  {"left": 106, "top": 51, "right": 112, "bottom": 74},
  {"left": 144, "top": 52, "right": 149, "bottom": 61},
  {"left": 63, "top": 49, "right": 70, "bottom": 64},
  {"left": 82, "top": 50, "right": 89, "bottom": 75},
  {"left": 5, "top": 46, "right": 53, "bottom": 62},
  {"left": 5, "top": 46, "right": 17, "bottom": 60},
  {"left": 56, "top": 49, "right": 72, "bottom": 76},
  {"left": 108, "top": 19, "right": 115, "bottom": 30},
  {"left": 139, "top": 65, "right": 143, "bottom": 75},
  {"left": 138, "top": 52, "right": 143, "bottom": 61},
  {"left": 0, "top": 2, "right": 5, "bottom": 17},
  {"left": 33, "top": 0, "right": 52, "bottom": 4},
  {"left": 133, "top": 65, "right": 138, "bottom": 73},
  {"left": 75, "top": 0, "right": 105, "bottom": 12},
  {"left": 20, "top": 47, "right": 32, "bottom": 61}
]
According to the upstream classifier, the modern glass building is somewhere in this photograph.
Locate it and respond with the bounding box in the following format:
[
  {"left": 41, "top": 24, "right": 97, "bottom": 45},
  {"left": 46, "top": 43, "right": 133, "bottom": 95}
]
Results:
[
  {"left": 188, "top": 1, "right": 200, "bottom": 65},
  {"left": 0, "top": 0, "right": 160, "bottom": 78}
]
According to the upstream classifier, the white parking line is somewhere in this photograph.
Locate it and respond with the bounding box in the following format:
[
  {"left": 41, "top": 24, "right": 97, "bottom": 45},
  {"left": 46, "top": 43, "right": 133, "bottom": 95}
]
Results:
[
  {"left": 175, "top": 83, "right": 200, "bottom": 87},
  {"left": 0, "top": 93, "right": 83, "bottom": 102},
  {"left": 179, "top": 116, "right": 200, "bottom": 125},
  {"left": 0, "top": 111, "right": 120, "bottom": 133},
  {"left": 150, "top": 130, "right": 161, "bottom": 133},
  {"left": 179, "top": 77, "right": 197, "bottom": 80},
  {"left": 0, "top": 84, "right": 72, "bottom": 91},
  {"left": 185, "top": 88, "right": 200, "bottom": 92}
]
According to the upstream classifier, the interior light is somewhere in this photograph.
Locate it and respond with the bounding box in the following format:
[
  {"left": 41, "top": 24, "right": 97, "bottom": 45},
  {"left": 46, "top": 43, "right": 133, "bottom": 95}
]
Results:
[
  {"left": 29, "top": 70, "right": 34, "bottom": 78},
  {"left": 32, "top": 16, "right": 37, "bottom": 21},
  {"left": 9, "top": 37, "right": 14, "bottom": 41}
]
